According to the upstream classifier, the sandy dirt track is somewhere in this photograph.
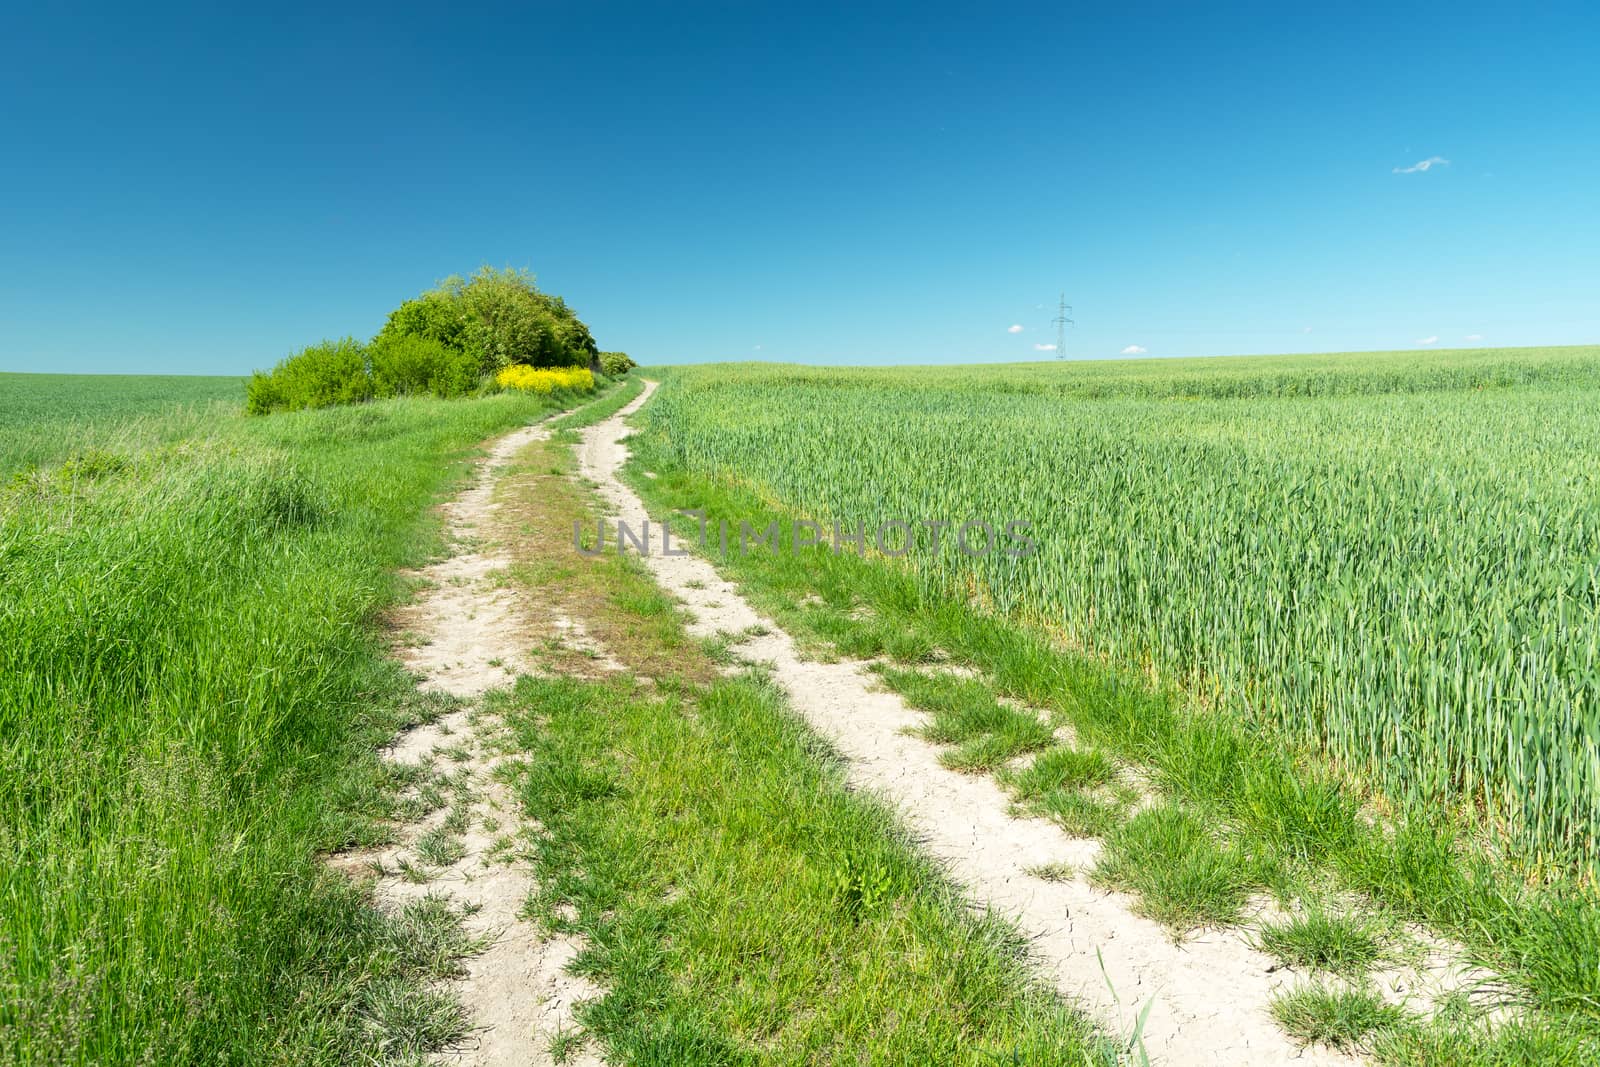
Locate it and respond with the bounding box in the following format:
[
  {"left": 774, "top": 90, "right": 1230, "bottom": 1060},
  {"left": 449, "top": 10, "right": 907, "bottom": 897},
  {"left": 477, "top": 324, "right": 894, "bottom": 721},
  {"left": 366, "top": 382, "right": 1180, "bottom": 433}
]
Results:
[{"left": 382, "top": 420, "right": 601, "bottom": 1067}]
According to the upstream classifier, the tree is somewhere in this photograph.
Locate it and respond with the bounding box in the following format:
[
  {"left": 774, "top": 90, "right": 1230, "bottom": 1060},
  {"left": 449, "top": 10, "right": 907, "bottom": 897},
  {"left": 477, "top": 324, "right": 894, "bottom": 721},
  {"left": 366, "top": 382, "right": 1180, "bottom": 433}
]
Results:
[
  {"left": 376, "top": 267, "right": 598, "bottom": 374},
  {"left": 375, "top": 290, "right": 470, "bottom": 352}
]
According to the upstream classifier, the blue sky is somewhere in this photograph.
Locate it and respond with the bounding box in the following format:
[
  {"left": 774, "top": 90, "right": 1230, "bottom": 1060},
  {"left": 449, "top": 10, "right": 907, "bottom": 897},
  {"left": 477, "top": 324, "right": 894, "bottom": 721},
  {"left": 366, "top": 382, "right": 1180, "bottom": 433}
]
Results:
[{"left": 2, "top": 3, "right": 1597, "bottom": 373}]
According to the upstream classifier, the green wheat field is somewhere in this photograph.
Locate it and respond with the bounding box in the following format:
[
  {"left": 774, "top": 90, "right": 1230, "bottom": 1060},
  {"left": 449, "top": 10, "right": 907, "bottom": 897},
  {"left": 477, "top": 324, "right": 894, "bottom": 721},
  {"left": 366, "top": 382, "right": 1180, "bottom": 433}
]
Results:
[{"left": 642, "top": 345, "right": 1600, "bottom": 870}]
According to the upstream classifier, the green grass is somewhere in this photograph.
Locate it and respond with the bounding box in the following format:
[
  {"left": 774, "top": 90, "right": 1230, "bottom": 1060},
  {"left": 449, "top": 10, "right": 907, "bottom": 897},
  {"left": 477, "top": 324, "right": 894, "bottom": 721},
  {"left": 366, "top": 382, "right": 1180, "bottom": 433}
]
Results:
[
  {"left": 1000, "top": 746, "right": 1126, "bottom": 836},
  {"left": 1004, "top": 746, "right": 1118, "bottom": 796},
  {"left": 1091, "top": 805, "right": 1259, "bottom": 932},
  {"left": 1025, "top": 861, "right": 1076, "bottom": 882},
  {"left": 1271, "top": 984, "right": 1407, "bottom": 1052},
  {"left": 1258, "top": 910, "right": 1387, "bottom": 977},
  {"left": 638, "top": 347, "right": 1600, "bottom": 871},
  {"left": 0, "top": 378, "right": 591, "bottom": 1063},
  {"left": 880, "top": 667, "right": 1054, "bottom": 772},
  {"left": 1370, "top": 1016, "right": 1599, "bottom": 1066},
  {"left": 551, "top": 372, "right": 645, "bottom": 429},
  {"left": 499, "top": 673, "right": 1110, "bottom": 1065},
  {"left": 414, "top": 825, "right": 468, "bottom": 868},
  {"left": 1270, "top": 980, "right": 1597, "bottom": 1064}
]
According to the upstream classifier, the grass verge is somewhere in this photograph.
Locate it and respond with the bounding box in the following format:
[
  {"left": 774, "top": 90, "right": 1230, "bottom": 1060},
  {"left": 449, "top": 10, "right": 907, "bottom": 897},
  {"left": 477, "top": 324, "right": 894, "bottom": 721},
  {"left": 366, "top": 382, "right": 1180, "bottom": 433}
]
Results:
[{"left": 498, "top": 671, "right": 1110, "bottom": 1064}]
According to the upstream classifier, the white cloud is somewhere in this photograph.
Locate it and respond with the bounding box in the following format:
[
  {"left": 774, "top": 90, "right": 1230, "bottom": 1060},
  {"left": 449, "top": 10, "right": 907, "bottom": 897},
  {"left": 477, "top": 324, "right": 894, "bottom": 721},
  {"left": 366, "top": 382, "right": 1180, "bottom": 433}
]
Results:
[
  {"left": 1033, "top": 343, "right": 1056, "bottom": 352},
  {"left": 752, "top": 344, "right": 762, "bottom": 351},
  {"left": 1464, "top": 333, "right": 1483, "bottom": 342},
  {"left": 1121, "top": 344, "right": 1147, "bottom": 355},
  {"left": 1393, "top": 156, "right": 1449, "bottom": 174},
  {"left": 1303, "top": 326, "right": 1313, "bottom": 334},
  {"left": 1007, "top": 324, "right": 1024, "bottom": 334},
  {"left": 1416, "top": 335, "right": 1439, "bottom": 345}
]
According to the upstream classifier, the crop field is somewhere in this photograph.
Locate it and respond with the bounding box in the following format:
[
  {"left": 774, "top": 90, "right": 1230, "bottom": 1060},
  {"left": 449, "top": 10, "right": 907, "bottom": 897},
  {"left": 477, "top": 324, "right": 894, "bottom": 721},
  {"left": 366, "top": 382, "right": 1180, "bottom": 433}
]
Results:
[
  {"left": 0, "top": 372, "right": 245, "bottom": 478},
  {"left": 640, "top": 345, "right": 1600, "bottom": 873}
]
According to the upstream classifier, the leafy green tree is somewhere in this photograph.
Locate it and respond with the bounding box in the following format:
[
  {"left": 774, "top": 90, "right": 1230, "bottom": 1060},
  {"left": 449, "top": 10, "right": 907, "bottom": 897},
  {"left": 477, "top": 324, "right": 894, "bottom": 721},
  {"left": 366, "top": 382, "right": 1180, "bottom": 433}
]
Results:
[
  {"left": 375, "top": 290, "right": 470, "bottom": 352},
  {"left": 378, "top": 267, "right": 598, "bottom": 374},
  {"left": 453, "top": 267, "right": 557, "bottom": 370}
]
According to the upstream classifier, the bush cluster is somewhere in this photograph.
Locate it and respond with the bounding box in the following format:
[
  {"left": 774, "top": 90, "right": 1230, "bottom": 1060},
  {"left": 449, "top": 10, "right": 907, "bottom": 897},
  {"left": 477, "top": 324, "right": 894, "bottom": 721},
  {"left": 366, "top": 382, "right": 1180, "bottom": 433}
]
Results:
[
  {"left": 246, "top": 267, "right": 602, "bottom": 414},
  {"left": 371, "top": 334, "right": 479, "bottom": 399},
  {"left": 600, "top": 351, "right": 636, "bottom": 376},
  {"left": 245, "top": 338, "right": 372, "bottom": 414}
]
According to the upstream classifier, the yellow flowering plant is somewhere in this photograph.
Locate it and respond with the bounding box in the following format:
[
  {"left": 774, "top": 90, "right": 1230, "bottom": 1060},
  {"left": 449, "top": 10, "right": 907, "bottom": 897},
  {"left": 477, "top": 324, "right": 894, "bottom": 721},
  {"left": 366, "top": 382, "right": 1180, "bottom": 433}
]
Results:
[{"left": 494, "top": 365, "right": 595, "bottom": 395}]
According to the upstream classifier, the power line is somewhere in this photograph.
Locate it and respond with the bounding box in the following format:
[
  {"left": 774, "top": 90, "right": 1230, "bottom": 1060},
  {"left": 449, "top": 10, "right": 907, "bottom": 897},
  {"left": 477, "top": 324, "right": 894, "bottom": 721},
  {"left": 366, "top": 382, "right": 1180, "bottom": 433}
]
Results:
[{"left": 1051, "top": 293, "right": 1074, "bottom": 359}]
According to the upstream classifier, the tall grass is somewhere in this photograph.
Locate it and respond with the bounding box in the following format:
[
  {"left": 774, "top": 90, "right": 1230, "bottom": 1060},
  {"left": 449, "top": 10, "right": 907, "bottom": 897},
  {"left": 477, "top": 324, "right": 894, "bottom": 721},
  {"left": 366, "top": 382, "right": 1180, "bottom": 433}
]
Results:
[
  {"left": 640, "top": 346, "right": 1600, "bottom": 872},
  {"left": 0, "top": 390, "right": 567, "bottom": 1063}
]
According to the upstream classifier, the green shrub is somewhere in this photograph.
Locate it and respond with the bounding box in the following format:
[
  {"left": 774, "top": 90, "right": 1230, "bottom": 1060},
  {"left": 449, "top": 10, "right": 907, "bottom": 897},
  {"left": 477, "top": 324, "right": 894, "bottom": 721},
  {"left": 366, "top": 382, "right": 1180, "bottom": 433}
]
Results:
[
  {"left": 370, "top": 334, "right": 480, "bottom": 399},
  {"left": 600, "top": 351, "right": 635, "bottom": 376},
  {"left": 244, "top": 371, "right": 287, "bottom": 415},
  {"left": 245, "top": 338, "right": 372, "bottom": 414}
]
